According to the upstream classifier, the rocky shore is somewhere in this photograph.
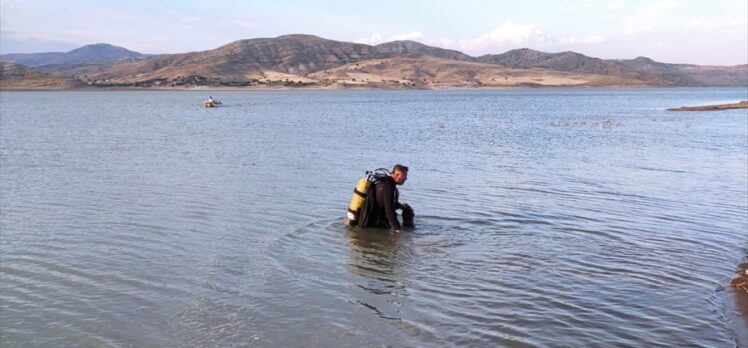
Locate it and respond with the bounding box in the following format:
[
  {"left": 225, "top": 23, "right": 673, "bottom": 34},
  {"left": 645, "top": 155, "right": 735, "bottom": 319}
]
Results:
[{"left": 668, "top": 100, "right": 748, "bottom": 111}]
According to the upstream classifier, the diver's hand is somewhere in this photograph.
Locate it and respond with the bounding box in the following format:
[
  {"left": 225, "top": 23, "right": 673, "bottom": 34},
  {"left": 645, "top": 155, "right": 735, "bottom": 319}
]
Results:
[{"left": 395, "top": 229, "right": 402, "bottom": 234}]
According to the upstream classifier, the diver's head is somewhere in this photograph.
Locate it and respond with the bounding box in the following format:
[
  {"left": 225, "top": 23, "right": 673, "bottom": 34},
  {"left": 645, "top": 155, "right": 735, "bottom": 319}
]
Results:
[{"left": 392, "top": 164, "right": 409, "bottom": 185}]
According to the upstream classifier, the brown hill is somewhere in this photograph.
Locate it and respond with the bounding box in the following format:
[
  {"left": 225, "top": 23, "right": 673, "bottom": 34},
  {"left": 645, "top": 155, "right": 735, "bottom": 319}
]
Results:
[
  {"left": 81, "top": 35, "right": 479, "bottom": 85},
  {"left": 308, "top": 57, "right": 646, "bottom": 88},
  {"left": 479, "top": 49, "right": 704, "bottom": 86},
  {"left": 373, "top": 40, "right": 474, "bottom": 61},
  {"left": 76, "top": 34, "right": 379, "bottom": 86},
  {"left": 4, "top": 34, "right": 746, "bottom": 89},
  {"left": 672, "top": 64, "right": 748, "bottom": 87},
  {"left": 0, "top": 61, "right": 83, "bottom": 89}
]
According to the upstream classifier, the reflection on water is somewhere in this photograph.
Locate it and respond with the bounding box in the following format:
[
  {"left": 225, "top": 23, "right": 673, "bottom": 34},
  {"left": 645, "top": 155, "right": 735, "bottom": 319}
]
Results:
[
  {"left": 347, "top": 228, "right": 406, "bottom": 280},
  {"left": 1, "top": 88, "right": 747, "bottom": 347},
  {"left": 346, "top": 228, "right": 409, "bottom": 320}
]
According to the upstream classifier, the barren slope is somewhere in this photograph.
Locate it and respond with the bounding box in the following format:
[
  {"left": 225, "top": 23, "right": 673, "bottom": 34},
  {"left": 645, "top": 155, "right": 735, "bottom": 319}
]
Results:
[{"left": 0, "top": 62, "right": 83, "bottom": 89}]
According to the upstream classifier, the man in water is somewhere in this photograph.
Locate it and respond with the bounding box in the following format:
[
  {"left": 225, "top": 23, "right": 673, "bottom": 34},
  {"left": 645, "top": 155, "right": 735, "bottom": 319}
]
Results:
[{"left": 375, "top": 164, "right": 414, "bottom": 233}]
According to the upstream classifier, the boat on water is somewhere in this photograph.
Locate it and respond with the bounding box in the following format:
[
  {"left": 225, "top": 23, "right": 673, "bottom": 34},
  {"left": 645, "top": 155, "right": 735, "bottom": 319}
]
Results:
[{"left": 203, "top": 99, "right": 222, "bottom": 108}]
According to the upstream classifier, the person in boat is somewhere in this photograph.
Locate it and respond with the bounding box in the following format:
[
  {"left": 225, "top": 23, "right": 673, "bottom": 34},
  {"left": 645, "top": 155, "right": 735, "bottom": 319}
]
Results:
[{"left": 361, "top": 164, "right": 414, "bottom": 233}]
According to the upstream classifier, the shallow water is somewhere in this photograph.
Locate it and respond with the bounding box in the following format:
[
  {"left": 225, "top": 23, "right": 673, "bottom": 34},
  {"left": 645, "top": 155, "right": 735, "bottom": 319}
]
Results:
[{"left": 1, "top": 88, "right": 747, "bottom": 347}]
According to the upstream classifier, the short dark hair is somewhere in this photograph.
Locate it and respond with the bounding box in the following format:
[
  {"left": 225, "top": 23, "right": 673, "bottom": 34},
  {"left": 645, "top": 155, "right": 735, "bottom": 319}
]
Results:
[{"left": 392, "top": 164, "right": 409, "bottom": 173}]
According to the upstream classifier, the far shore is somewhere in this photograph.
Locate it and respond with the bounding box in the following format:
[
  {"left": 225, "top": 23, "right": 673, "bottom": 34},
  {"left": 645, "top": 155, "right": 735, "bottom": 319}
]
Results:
[
  {"left": 668, "top": 100, "right": 748, "bottom": 111},
  {"left": 2, "top": 85, "right": 746, "bottom": 92}
]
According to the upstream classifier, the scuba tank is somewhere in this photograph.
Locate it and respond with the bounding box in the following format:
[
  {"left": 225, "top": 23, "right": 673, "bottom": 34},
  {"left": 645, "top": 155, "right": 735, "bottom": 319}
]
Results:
[
  {"left": 344, "top": 168, "right": 390, "bottom": 226},
  {"left": 345, "top": 177, "right": 370, "bottom": 225}
]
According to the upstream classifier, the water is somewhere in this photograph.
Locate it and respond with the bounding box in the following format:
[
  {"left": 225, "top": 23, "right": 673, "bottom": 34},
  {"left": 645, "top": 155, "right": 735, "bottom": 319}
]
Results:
[{"left": 1, "top": 88, "right": 747, "bottom": 347}]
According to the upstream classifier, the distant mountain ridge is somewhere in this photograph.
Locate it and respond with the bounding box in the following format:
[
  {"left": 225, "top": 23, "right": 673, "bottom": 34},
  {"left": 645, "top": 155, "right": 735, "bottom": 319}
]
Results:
[
  {"left": 373, "top": 40, "right": 473, "bottom": 62},
  {"left": 1, "top": 34, "right": 746, "bottom": 89},
  {"left": 477, "top": 49, "right": 705, "bottom": 86},
  {"left": 0, "top": 43, "right": 147, "bottom": 70}
]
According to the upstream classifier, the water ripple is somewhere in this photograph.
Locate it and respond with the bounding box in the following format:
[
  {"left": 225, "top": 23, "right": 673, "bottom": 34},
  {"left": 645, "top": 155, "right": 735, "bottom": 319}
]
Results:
[{"left": 2, "top": 89, "right": 747, "bottom": 347}]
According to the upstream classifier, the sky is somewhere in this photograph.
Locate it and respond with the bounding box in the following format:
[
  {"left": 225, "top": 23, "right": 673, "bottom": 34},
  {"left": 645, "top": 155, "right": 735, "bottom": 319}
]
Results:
[{"left": 1, "top": 0, "right": 746, "bottom": 65}]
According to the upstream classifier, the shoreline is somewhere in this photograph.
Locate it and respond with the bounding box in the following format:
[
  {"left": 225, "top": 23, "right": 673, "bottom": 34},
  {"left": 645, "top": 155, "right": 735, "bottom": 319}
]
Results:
[
  {"left": 2, "top": 85, "right": 746, "bottom": 92},
  {"left": 668, "top": 100, "right": 748, "bottom": 111},
  {"left": 731, "top": 255, "right": 748, "bottom": 347}
]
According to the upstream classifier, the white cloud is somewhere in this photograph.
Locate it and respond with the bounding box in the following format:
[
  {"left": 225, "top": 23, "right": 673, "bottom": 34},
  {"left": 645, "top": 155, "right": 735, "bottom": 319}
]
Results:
[
  {"left": 354, "top": 31, "right": 423, "bottom": 45},
  {"left": 178, "top": 16, "right": 259, "bottom": 30},
  {"left": 357, "top": 21, "right": 608, "bottom": 53},
  {"left": 354, "top": 32, "right": 382, "bottom": 45},
  {"left": 0, "top": 0, "right": 20, "bottom": 15},
  {"left": 688, "top": 17, "right": 746, "bottom": 31},
  {"left": 179, "top": 16, "right": 201, "bottom": 24},
  {"left": 624, "top": 1, "right": 681, "bottom": 35},
  {"left": 626, "top": 24, "right": 654, "bottom": 35},
  {"left": 354, "top": 21, "right": 606, "bottom": 56},
  {"left": 388, "top": 31, "right": 423, "bottom": 41},
  {"left": 638, "top": 1, "right": 680, "bottom": 16},
  {"left": 608, "top": 2, "right": 625, "bottom": 11},
  {"left": 426, "top": 37, "right": 456, "bottom": 47},
  {"left": 457, "top": 20, "right": 550, "bottom": 52},
  {"left": 559, "top": 35, "right": 605, "bottom": 44},
  {"left": 231, "top": 20, "right": 260, "bottom": 29}
]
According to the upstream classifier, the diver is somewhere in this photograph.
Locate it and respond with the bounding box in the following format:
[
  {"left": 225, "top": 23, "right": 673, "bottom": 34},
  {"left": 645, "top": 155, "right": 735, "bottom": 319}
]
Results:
[{"left": 346, "top": 164, "right": 414, "bottom": 233}]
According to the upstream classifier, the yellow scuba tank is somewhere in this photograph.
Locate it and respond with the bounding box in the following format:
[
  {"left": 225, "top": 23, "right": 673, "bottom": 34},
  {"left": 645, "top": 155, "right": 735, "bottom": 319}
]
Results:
[
  {"left": 345, "top": 176, "right": 371, "bottom": 226},
  {"left": 344, "top": 168, "right": 391, "bottom": 226}
]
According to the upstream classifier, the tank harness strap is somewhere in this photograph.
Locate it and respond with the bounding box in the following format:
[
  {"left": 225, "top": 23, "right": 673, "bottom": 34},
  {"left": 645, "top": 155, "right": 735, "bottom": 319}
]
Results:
[
  {"left": 347, "top": 207, "right": 359, "bottom": 215},
  {"left": 353, "top": 188, "right": 367, "bottom": 198}
]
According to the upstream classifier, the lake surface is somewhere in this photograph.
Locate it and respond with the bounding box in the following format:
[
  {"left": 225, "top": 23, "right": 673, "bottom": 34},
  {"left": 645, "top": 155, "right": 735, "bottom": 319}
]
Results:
[{"left": 1, "top": 88, "right": 747, "bottom": 347}]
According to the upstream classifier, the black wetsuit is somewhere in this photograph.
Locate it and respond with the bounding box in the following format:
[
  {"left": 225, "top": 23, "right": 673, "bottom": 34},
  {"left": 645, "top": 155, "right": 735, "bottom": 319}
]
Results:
[{"left": 375, "top": 176, "right": 402, "bottom": 230}]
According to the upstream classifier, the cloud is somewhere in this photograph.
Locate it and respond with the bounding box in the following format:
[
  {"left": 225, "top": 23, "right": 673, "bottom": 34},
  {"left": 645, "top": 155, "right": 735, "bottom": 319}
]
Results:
[
  {"left": 457, "top": 20, "right": 550, "bottom": 53},
  {"left": 231, "top": 20, "right": 260, "bottom": 29},
  {"left": 179, "top": 16, "right": 202, "bottom": 24},
  {"left": 425, "top": 37, "right": 456, "bottom": 47},
  {"left": 354, "top": 32, "right": 383, "bottom": 45},
  {"left": 354, "top": 21, "right": 606, "bottom": 55},
  {"left": 687, "top": 17, "right": 747, "bottom": 32},
  {"left": 559, "top": 35, "right": 605, "bottom": 44},
  {"left": 611, "top": 3, "right": 747, "bottom": 65},
  {"left": 178, "top": 16, "right": 259, "bottom": 30},
  {"left": 637, "top": 1, "right": 680, "bottom": 16},
  {"left": 623, "top": 0, "right": 682, "bottom": 36},
  {"left": 0, "top": 0, "right": 21, "bottom": 14},
  {"left": 626, "top": 24, "right": 655, "bottom": 35},
  {"left": 608, "top": 2, "right": 625, "bottom": 11},
  {"left": 354, "top": 31, "right": 423, "bottom": 45},
  {"left": 388, "top": 31, "right": 423, "bottom": 41}
]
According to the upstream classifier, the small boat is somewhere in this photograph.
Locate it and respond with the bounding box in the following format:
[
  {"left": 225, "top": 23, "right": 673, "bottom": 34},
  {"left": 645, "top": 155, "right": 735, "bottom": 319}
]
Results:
[{"left": 203, "top": 100, "right": 222, "bottom": 108}]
